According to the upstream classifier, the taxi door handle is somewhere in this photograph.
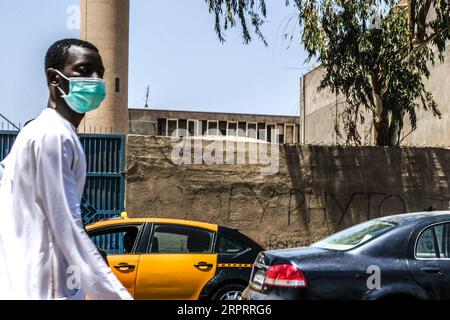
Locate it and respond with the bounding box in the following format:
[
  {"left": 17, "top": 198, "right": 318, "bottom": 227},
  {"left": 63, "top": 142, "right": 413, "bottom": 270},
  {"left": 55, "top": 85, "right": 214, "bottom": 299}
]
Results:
[
  {"left": 194, "top": 262, "right": 213, "bottom": 270},
  {"left": 114, "top": 263, "right": 136, "bottom": 271}
]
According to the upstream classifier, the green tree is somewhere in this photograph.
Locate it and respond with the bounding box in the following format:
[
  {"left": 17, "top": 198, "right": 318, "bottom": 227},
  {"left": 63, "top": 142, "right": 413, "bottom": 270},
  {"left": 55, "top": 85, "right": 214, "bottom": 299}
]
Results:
[
  {"left": 205, "top": 0, "right": 268, "bottom": 45},
  {"left": 207, "top": 0, "right": 449, "bottom": 146}
]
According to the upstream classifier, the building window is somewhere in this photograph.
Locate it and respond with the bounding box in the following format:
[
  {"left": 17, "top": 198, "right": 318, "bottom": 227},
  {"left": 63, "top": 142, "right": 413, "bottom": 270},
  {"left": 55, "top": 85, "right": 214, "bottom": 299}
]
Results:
[
  {"left": 219, "top": 121, "right": 227, "bottom": 136},
  {"left": 178, "top": 119, "right": 187, "bottom": 137},
  {"left": 227, "top": 122, "right": 238, "bottom": 136},
  {"left": 238, "top": 122, "right": 246, "bottom": 137},
  {"left": 258, "top": 123, "right": 266, "bottom": 141},
  {"left": 207, "top": 120, "right": 219, "bottom": 135},
  {"left": 167, "top": 119, "right": 178, "bottom": 137},
  {"left": 247, "top": 122, "right": 257, "bottom": 139},
  {"left": 157, "top": 118, "right": 166, "bottom": 136},
  {"left": 267, "top": 124, "right": 276, "bottom": 143},
  {"left": 201, "top": 120, "right": 208, "bottom": 135},
  {"left": 188, "top": 120, "right": 198, "bottom": 136},
  {"left": 115, "top": 77, "right": 120, "bottom": 93}
]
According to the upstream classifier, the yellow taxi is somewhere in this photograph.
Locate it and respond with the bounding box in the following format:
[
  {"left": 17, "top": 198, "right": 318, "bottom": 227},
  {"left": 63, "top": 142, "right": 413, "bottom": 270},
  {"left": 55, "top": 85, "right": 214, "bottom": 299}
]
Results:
[{"left": 86, "top": 213, "right": 264, "bottom": 300}]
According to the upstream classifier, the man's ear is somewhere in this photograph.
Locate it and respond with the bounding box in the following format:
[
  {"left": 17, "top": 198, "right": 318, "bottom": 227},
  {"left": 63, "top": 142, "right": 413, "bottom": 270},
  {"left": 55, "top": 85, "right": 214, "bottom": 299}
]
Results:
[{"left": 46, "top": 68, "right": 60, "bottom": 87}]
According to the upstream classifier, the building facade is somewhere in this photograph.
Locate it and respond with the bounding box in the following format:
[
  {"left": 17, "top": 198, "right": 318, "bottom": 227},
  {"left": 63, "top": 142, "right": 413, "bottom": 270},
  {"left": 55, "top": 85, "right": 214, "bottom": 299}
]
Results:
[
  {"left": 129, "top": 109, "right": 300, "bottom": 144},
  {"left": 300, "top": 50, "right": 449, "bottom": 147}
]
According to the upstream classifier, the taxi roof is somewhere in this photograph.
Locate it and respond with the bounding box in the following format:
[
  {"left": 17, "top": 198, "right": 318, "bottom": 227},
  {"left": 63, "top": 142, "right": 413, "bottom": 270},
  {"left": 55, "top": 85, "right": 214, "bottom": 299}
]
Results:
[{"left": 85, "top": 216, "right": 218, "bottom": 232}]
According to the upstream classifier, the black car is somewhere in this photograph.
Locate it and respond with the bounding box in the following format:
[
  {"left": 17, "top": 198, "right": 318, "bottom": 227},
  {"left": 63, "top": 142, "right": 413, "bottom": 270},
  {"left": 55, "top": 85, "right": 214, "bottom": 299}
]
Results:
[{"left": 243, "top": 211, "right": 450, "bottom": 300}]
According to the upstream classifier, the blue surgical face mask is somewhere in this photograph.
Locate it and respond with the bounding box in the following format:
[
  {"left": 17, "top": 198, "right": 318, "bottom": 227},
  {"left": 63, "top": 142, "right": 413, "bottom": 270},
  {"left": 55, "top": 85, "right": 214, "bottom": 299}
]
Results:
[{"left": 55, "top": 70, "right": 106, "bottom": 114}]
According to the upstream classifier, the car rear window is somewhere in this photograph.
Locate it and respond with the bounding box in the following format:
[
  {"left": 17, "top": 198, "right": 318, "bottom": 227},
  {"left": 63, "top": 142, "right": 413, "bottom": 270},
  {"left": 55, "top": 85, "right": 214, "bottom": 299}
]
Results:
[
  {"left": 416, "top": 223, "right": 450, "bottom": 259},
  {"left": 312, "top": 220, "right": 398, "bottom": 251},
  {"left": 416, "top": 227, "right": 438, "bottom": 258}
]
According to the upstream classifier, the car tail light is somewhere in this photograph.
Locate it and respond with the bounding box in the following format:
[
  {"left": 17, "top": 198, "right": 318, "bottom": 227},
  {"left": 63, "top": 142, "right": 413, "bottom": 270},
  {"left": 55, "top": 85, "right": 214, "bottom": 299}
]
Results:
[{"left": 264, "top": 264, "right": 307, "bottom": 288}]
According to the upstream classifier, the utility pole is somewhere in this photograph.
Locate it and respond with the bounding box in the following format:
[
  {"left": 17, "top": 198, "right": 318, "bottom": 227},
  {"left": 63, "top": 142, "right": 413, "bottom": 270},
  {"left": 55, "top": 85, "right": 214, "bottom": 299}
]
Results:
[{"left": 144, "top": 85, "right": 150, "bottom": 109}]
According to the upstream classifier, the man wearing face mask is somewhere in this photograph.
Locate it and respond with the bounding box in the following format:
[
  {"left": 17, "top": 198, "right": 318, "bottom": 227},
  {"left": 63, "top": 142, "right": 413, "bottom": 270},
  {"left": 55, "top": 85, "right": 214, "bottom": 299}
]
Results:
[{"left": 0, "top": 39, "right": 132, "bottom": 300}]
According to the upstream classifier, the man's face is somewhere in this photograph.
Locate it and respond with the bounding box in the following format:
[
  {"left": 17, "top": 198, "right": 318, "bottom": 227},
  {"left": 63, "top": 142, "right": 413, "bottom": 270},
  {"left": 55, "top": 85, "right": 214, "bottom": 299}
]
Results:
[
  {"left": 58, "top": 45, "right": 105, "bottom": 94},
  {"left": 47, "top": 45, "right": 105, "bottom": 117}
]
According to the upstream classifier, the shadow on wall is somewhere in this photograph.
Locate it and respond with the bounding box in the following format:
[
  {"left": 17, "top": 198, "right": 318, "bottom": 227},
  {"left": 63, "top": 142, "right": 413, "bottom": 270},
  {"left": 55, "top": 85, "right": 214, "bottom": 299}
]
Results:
[
  {"left": 125, "top": 136, "right": 450, "bottom": 249},
  {"left": 283, "top": 144, "right": 450, "bottom": 233}
]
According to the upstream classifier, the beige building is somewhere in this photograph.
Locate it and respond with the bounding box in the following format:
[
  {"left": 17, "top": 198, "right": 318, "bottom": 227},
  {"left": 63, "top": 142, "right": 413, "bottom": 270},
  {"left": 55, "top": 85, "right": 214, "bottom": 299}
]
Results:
[
  {"left": 301, "top": 2, "right": 449, "bottom": 146},
  {"left": 301, "top": 49, "right": 449, "bottom": 147},
  {"left": 129, "top": 109, "right": 300, "bottom": 144}
]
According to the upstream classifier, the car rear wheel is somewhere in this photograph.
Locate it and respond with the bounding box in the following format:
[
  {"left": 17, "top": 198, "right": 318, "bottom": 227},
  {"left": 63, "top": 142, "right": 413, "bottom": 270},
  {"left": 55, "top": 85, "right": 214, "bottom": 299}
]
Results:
[{"left": 212, "top": 284, "right": 246, "bottom": 300}]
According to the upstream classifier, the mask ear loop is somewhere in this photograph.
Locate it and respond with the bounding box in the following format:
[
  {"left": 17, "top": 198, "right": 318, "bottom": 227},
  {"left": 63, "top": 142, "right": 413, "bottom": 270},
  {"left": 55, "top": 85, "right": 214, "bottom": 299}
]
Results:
[
  {"left": 54, "top": 69, "right": 70, "bottom": 97},
  {"left": 57, "top": 86, "right": 68, "bottom": 97}
]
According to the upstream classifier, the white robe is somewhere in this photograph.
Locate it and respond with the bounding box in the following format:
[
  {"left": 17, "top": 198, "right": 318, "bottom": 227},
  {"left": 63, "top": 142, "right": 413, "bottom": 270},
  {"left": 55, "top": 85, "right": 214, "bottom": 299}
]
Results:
[{"left": 0, "top": 108, "right": 132, "bottom": 300}]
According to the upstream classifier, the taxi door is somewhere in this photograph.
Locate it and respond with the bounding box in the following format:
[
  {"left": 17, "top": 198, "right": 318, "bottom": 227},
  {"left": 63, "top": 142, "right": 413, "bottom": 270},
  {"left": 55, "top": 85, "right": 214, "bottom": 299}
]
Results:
[
  {"left": 89, "top": 224, "right": 145, "bottom": 297},
  {"left": 134, "top": 224, "right": 217, "bottom": 300},
  {"left": 107, "top": 255, "right": 141, "bottom": 297}
]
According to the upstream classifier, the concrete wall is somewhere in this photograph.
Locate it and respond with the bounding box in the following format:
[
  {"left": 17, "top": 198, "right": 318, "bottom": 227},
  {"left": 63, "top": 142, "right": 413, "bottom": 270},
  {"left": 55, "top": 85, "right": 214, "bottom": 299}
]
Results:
[
  {"left": 302, "top": 49, "right": 449, "bottom": 146},
  {"left": 128, "top": 109, "right": 158, "bottom": 136},
  {"left": 126, "top": 135, "right": 450, "bottom": 249}
]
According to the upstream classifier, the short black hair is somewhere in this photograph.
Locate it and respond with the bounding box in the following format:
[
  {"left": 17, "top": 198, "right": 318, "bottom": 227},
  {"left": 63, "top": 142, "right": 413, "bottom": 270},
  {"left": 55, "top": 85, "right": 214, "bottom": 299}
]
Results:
[{"left": 45, "top": 38, "right": 99, "bottom": 74}]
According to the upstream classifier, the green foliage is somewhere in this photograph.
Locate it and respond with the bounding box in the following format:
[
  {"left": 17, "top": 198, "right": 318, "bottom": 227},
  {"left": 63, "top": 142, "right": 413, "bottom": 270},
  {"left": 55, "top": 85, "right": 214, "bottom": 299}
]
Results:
[
  {"left": 207, "top": 0, "right": 449, "bottom": 146},
  {"left": 411, "top": 0, "right": 450, "bottom": 61},
  {"left": 287, "top": 0, "right": 448, "bottom": 145},
  {"left": 205, "top": 0, "right": 268, "bottom": 45}
]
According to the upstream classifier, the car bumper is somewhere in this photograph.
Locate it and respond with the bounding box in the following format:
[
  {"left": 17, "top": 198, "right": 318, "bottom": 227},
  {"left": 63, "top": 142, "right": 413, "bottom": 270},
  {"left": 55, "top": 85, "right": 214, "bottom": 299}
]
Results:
[{"left": 242, "top": 285, "right": 309, "bottom": 300}]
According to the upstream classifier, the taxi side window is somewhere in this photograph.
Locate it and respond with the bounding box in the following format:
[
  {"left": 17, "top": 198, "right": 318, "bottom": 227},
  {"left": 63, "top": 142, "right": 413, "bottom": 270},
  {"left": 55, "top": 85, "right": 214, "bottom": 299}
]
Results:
[
  {"left": 217, "top": 234, "right": 244, "bottom": 253},
  {"left": 150, "top": 224, "right": 214, "bottom": 254},
  {"left": 90, "top": 226, "right": 140, "bottom": 255}
]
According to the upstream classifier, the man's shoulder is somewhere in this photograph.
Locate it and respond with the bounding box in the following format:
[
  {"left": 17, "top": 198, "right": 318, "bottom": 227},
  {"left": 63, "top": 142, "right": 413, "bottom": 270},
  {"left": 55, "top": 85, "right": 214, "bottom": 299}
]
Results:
[
  {"left": 11, "top": 110, "right": 82, "bottom": 160},
  {"left": 17, "top": 121, "right": 78, "bottom": 155},
  {"left": 21, "top": 122, "right": 74, "bottom": 143},
  {"left": 32, "top": 110, "right": 77, "bottom": 136}
]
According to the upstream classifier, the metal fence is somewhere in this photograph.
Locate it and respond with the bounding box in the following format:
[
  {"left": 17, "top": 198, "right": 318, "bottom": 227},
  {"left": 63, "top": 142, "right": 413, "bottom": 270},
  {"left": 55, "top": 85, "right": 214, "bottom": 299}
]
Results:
[
  {"left": 0, "top": 131, "right": 17, "bottom": 161},
  {"left": 0, "top": 131, "right": 126, "bottom": 225},
  {"left": 80, "top": 134, "right": 126, "bottom": 225}
]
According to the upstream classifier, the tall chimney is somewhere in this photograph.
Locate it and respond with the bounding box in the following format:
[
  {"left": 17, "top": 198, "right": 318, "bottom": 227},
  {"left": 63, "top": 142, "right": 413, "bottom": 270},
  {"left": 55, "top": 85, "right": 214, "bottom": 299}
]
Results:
[{"left": 79, "top": 0, "right": 129, "bottom": 134}]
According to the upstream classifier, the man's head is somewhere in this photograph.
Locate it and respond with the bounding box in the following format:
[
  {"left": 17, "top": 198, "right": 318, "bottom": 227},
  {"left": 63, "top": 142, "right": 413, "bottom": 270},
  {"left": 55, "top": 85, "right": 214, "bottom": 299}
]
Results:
[{"left": 45, "top": 39, "right": 105, "bottom": 126}]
